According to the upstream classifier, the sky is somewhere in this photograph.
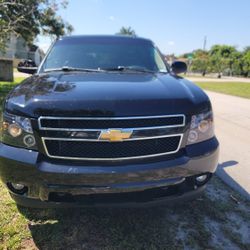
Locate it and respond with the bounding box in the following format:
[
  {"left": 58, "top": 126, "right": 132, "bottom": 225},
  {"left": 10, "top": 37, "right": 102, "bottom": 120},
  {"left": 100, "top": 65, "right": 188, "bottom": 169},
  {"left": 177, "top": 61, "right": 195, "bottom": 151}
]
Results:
[{"left": 37, "top": 0, "right": 250, "bottom": 55}]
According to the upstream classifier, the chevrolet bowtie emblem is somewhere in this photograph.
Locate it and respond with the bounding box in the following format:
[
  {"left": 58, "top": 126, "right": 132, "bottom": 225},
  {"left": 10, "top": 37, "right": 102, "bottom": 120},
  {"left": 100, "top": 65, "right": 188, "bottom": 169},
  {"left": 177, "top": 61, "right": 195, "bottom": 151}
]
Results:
[{"left": 99, "top": 129, "right": 133, "bottom": 142}]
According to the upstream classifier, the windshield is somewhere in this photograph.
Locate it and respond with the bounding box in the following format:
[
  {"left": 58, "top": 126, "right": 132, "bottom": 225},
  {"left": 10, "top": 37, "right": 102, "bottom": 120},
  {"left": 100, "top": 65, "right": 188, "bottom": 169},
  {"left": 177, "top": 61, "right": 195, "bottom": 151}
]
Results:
[{"left": 40, "top": 37, "right": 168, "bottom": 73}]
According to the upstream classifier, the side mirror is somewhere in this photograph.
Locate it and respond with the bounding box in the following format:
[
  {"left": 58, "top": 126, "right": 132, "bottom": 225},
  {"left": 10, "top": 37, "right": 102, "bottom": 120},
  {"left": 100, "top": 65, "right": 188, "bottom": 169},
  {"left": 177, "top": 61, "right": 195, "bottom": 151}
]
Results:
[
  {"left": 17, "top": 66, "right": 37, "bottom": 74},
  {"left": 17, "top": 59, "right": 37, "bottom": 74},
  {"left": 171, "top": 61, "right": 187, "bottom": 75}
]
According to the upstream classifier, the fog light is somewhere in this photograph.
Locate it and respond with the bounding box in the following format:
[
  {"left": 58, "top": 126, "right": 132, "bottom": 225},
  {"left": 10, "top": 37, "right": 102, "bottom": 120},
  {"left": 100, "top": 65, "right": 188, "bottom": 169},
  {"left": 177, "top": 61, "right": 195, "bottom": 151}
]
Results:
[
  {"left": 196, "top": 175, "right": 207, "bottom": 183},
  {"left": 8, "top": 123, "right": 22, "bottom": 137},
  {"left": 23, "top": 134, "right": 36, "bottom": 147},
  {"left": 188, "top": 130, "right": 198, "bottom": 143},
  {"left": 8, "top": 182, "right": 28, "bottom": 195},
  {"left": 11, "top": 183, "right": 25, "bottom": 190}
]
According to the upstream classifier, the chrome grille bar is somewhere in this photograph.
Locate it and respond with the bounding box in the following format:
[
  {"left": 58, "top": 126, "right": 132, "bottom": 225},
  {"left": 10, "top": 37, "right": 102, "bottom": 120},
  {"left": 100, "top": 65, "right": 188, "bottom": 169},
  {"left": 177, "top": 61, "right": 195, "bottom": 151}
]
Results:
[{"left": 38, "top": 114, "right": 186, "bottom": 131}]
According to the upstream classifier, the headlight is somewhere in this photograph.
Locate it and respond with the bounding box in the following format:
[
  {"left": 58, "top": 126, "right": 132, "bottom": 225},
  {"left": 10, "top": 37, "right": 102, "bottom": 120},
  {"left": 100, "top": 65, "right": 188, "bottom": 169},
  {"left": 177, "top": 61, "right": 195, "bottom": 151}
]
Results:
[
  {"left": 187, "top": 111, "right": 214, "bottom": 145},
  {"left": 0, "top": 113, "right": 37, "bottom": 150}
]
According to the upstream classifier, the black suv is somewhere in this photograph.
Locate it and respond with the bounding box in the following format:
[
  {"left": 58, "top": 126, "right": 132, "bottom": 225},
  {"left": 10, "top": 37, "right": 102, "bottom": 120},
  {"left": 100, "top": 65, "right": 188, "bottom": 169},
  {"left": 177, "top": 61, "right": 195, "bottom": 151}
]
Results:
[{"left": 0, "top": 35, "right": 219, "bottom": 207}]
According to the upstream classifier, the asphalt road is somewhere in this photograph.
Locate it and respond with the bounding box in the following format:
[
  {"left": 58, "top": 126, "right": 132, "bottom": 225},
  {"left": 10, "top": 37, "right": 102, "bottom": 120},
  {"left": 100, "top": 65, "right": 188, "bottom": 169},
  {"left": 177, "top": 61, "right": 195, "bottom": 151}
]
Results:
[{"left": 206, "top": 91, "right": 250, "bottom": 200}]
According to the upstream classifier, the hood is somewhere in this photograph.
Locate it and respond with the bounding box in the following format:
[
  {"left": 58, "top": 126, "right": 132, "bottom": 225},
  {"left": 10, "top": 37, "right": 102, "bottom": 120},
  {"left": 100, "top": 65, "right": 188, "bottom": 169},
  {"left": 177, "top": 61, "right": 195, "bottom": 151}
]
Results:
[{"left": 5, "top": 72, "right": 211, "bottom": 118}]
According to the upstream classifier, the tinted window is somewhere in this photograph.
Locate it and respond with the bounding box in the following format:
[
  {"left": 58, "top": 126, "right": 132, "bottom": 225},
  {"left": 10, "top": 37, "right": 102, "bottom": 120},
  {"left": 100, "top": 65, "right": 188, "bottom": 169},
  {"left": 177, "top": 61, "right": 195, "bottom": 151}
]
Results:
[{"left": 41, "top": 37, "right": 167, "bottom": 72}]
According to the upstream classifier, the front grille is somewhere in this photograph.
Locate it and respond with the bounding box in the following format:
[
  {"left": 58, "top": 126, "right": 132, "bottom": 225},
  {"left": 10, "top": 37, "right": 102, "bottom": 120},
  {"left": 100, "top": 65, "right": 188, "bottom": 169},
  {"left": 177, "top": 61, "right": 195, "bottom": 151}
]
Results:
[
  {"left": 39, "top": 115, "right": 185, "bottom": 130},
  {"left": 39, "top": 115, "right": 185, "bottom": 161},
  {"left": 43, "top": 135, "right": 182, "bottom": 160}
]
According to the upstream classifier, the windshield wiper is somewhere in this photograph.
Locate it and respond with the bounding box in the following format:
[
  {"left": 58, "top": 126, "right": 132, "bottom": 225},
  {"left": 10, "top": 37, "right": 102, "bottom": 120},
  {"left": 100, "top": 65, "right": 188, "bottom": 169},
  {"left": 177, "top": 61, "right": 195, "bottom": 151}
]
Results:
[
  {"left": 44, "top": 66, "right": 103, "bottom": 73},
  {"left": 101, "top": 66, "right": 155, "bottom": 74}
]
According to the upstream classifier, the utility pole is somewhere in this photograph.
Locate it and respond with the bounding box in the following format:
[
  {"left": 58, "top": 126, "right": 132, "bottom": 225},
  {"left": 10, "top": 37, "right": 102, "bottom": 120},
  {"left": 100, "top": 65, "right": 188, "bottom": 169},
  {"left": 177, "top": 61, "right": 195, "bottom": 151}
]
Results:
[{"left": 203, "top": 36, "right": 207, "bottom": 51}]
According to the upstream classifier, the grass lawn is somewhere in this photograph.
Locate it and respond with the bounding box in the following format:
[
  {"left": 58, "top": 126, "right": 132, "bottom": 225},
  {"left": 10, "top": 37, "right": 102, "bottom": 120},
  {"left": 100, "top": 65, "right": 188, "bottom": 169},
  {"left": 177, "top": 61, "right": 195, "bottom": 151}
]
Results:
[
  {"left": 0, "top": 177, "right": 249, "bottom": 249},
  {"left": 0, "top": 77, "right": 26, "bottom": 86},
  {"left": 195, "top": 81, "right": 250, "bottom": 99},
  {"left": 0, "top": 77, "right": 26, "bottom": 96},
  {"left": 0, "top": 77, "right": 26, "bottom": 114}
]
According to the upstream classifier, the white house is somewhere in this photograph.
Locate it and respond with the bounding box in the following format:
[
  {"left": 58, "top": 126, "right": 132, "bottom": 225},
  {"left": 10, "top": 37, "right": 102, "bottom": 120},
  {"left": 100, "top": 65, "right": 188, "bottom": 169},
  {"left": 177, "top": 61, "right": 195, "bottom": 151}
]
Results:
[{"left": 0, "top": 34, "right": 45, "bottom": 66}]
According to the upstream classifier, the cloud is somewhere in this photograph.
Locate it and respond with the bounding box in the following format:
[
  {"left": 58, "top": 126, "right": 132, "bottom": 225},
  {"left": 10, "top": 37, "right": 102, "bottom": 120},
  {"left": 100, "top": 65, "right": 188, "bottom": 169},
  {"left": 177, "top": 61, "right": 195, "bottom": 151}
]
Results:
[
  {"left": 108, "top": 15, "right": 115, "bottom": 21},
  {"left": 168, "top": 41, "right": 175, "bottom": 46}
]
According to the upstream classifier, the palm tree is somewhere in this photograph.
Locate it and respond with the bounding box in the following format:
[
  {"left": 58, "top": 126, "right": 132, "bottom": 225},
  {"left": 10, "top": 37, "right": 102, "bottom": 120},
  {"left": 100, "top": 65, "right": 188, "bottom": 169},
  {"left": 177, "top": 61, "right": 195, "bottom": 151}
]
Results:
[{"left": 117, "top": 26, "right": 136, "bottom": 36}]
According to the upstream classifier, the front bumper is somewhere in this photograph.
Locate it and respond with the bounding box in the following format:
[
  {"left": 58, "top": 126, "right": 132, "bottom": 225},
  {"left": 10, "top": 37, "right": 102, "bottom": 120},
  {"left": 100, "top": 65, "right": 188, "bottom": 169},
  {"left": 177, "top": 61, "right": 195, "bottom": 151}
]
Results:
[{"left": 0, "top": 137, "right": 219, "bottom": 207}]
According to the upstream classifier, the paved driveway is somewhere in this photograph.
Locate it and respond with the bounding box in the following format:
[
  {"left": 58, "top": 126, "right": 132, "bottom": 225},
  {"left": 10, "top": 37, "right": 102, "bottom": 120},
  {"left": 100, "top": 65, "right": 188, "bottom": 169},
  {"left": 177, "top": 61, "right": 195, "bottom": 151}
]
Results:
[
  {"left": 187, "top": 76, "right": 250, "bottom": 83},
  {"left": 206, "top": 91, "right": 250, "bottom": 200},
  {"left": 14, "top": 71, "right": 30, "bottom": 78}
]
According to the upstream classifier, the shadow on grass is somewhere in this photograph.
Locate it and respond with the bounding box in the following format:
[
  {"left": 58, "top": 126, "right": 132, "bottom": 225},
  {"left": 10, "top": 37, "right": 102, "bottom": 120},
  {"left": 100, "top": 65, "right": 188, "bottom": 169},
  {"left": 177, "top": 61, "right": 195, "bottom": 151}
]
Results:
[
  {"left": 15, "top": 176, "right": 250, "bottom": 250},
  {"left": 17, "top": 199, "right": 216, "bottom": 250},
  {"left": 17, "top": 205, "right": 181, "bottom": 249}
]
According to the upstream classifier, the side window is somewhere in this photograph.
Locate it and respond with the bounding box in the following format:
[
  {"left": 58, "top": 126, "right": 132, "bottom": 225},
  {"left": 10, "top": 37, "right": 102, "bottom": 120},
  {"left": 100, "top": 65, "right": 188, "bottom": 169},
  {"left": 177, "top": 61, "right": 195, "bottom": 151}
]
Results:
[{"left": 153, "top": 49, "right": 167, "bottom": 72}]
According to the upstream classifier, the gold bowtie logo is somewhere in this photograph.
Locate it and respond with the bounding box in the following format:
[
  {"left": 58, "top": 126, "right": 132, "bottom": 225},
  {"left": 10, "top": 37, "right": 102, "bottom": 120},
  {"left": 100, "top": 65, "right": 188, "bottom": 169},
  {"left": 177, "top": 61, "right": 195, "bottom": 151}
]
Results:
[{"left": 99, "top": 129, "right": 133, "bottom": 142}]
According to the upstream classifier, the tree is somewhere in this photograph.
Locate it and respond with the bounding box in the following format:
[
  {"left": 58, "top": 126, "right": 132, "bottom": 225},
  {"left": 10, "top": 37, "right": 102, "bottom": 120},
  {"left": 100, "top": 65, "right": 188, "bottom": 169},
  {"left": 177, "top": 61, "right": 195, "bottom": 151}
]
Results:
[
  {"left": 242, "top": 50, "right": 250, "bottom": 77},
  {"left": 243, "top": 46, "right": 250, "bottom": 53},
  {"left": 190, "top": 50, "right": 209, "bottom": 76},
  {"left": 117, "top": 26, "right": 136, "bottom": 36},
  {"left": 0, "top": 0, "right": 73, "bottom": 52},
  {"left": 209, "top": 45, "right": 237, "bottom": 77},
  {"left": 178, "top": 45, "right": 250, "bottom": 77},
  {"left": 230, "top": 51, "right": 243, "bottom": 76}
]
